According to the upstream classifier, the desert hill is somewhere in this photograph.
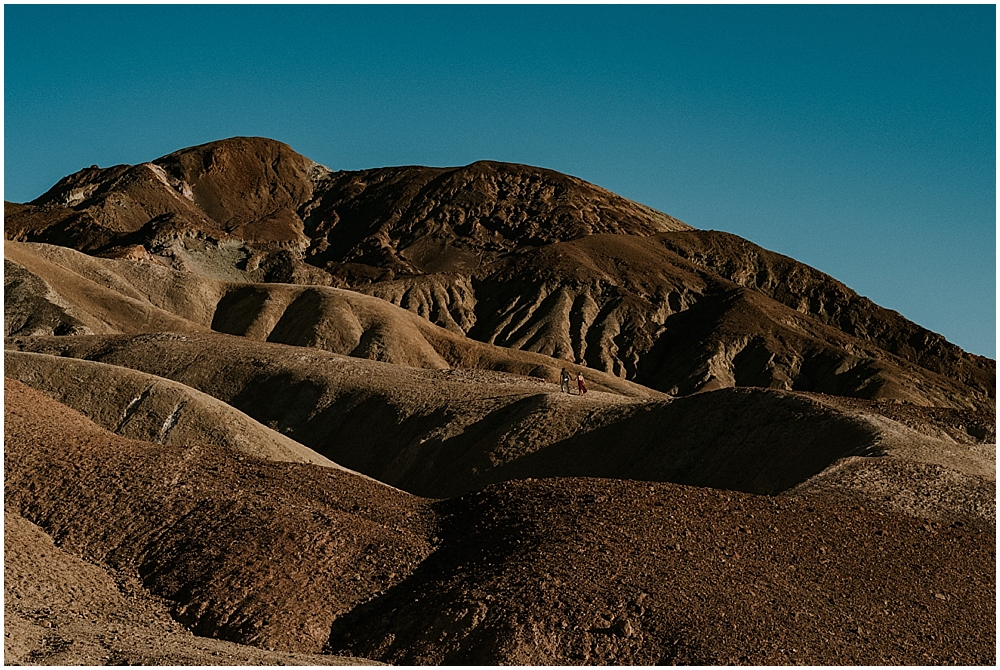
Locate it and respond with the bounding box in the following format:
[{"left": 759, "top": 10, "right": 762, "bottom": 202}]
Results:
[
  {"left": 5, "top": 380, "right": 994, "bottom": 664},
  {"left": 8, "top": 332, "right": 993, "bottom": 526},
  {"left": 6, "top": 136, "right": 688, "bottom": 282},
  {"left": 5, "top": 137, "right": 991, "bottom": 414},
  {"left": 4, "top": 136, "right": 995, "bottom": 665},
  {"left": 7, "top": 234, "right": 990, "bottom": 414}
]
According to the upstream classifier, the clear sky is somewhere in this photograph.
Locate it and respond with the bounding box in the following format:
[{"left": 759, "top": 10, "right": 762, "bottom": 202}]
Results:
[{"left": 4, "top": 4, "right": 995, "bottom": 357}]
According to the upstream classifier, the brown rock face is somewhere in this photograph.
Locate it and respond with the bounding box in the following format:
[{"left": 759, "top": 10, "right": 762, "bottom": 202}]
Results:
[{"left": 5, "top": 136, "right": 990, "bottom": 414}]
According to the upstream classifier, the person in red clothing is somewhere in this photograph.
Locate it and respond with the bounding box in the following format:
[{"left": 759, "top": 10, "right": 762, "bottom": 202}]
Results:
[{"left": 577, "top": 371, "right": 587, "bottom": 395}]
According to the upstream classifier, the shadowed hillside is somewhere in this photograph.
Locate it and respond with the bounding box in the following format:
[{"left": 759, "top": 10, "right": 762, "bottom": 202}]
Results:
[{"left": 6, "top": 381, "right": 994, "bottom": 665}]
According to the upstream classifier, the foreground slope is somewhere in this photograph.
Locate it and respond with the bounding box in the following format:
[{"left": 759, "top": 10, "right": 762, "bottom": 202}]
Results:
[
  {"left": 6, "top": 380, "right": 994, "bottom": 665},
  {"left": 4, "top": 512, "right": 374, "bottom": 666},
  {"left": 325, "top": 477, "right": 994, "bottom": 665},
  {"left": 5, "top": 379, "right": 437, "bottom": 654}
]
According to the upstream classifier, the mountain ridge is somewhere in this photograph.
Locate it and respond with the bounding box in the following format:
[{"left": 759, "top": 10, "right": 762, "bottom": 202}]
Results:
[
  {"left": 5, "top": 136, "right": 992, "bottom": 414},
  {"left": 9, "top": 137, "right": 689, "bottom": 276}
]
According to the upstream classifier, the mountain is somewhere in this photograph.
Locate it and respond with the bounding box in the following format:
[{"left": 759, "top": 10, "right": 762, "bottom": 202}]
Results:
[
  {"left": 5, "top": 136, "right": 992, "bottom": 413},
  {"left": 4, "top": 137, "right": 995, "bottom": 665},
  {"left": 6, "top": 136, "right": 687, "bottom": 283}
]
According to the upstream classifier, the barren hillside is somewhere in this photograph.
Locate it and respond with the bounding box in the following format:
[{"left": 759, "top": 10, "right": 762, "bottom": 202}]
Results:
[
  {"left": 8, "top": 332, "right": 993, "bottom": 526},
  {"left": 6, "top": 137, "right": 991, "bottom": 414},
  {"left": 6, "top": 381, "right": 994, "bottom": 665},
  {"left": 4, "top": 136, "right": 995, "bottom": 666}
]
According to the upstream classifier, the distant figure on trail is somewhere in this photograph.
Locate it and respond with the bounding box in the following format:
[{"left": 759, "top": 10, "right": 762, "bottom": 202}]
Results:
[
  {"left": 560, "top": 368, "right": 571, "bottom": 393},
  {"left": 577, "top": 371, "right": 587, "bottom": 395}
]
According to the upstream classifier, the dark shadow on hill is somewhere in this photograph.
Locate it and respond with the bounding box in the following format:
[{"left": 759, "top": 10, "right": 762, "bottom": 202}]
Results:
[
  {"left": 485, "top": 389, "right": 882, "bottom": 496},
  {"left": 324, "top": 484, "right": 690, "bottom": 665}
]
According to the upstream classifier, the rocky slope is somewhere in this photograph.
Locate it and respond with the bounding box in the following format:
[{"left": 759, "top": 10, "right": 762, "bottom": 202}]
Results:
[
  {"left": 6, "top": 137, "right": 991, "bottom": 414},
  {"left": 4, "top": 510, "right": 375, "bottom": 666},
  {"left": 360, "top": 232, "right": 993, "bottom": 410},
  {"left": 5, "top": 381, "right": 994, "bottom": 665}
]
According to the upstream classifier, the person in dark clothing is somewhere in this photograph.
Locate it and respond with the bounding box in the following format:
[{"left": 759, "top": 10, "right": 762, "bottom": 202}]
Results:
[
  {"left": 560, "top": 368, "right": 571, "bottom": 393},
  {"left": 577, "top": 371, "right": 587, "bottom": 395}
]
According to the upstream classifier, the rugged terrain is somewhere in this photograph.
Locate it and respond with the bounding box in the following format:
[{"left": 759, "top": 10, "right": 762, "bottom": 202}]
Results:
[
  {"left": 5, "top": 380, "right": 994, "bottom": 665},
  {"left": 7, "top": 137, "right": 991, "bottom": 411},
  {"left": 4, "top": 136, "right": 995, "bottom": 665}
]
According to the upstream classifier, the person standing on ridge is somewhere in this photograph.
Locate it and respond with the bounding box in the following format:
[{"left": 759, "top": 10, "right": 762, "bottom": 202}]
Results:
[
  {"left": 560, "top": 368, "right": 571, "bottom": 393},
  {"left": 577, "top": 371, "right": 587, "bottom": 395}
]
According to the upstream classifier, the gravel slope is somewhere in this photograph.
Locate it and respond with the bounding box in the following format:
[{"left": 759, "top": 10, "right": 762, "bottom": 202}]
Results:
[
  {"left": 5, "top": 379, "right": 994, "bottom": 665},
  {"left": 4, "top": 511, "right": 379, "bottom": 666}
]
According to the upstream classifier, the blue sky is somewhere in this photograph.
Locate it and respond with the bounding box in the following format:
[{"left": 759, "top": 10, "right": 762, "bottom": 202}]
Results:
[{"left": 4, "top": 4, "right": 995, "bottom": 357}]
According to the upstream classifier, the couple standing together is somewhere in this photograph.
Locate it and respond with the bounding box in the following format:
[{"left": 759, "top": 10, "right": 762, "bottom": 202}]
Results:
[{"left": 560, "top": 368, "right": 587, "bottom": 395}]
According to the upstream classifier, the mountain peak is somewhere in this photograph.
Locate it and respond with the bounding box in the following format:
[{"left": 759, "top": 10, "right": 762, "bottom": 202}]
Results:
[{"left": 10, "top": 137, "right": 692, "bottom": 275}]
